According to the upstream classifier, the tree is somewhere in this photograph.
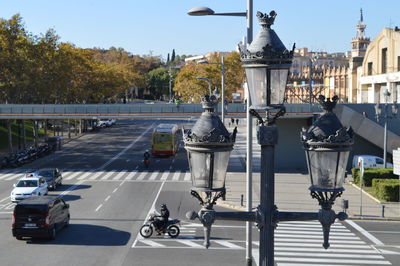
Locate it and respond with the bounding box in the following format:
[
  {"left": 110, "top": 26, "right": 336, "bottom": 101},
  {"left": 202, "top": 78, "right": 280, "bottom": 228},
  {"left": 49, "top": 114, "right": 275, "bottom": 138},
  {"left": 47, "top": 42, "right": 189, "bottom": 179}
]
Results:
[
  {"left": 146, "top": 67, "right": 170, "bottom": 99},
  {"left": 171, "top": 49, "right": 175, "bottom": 62},
  {"left": 173, "top": 52, "right": 244, "bottom": 103}
]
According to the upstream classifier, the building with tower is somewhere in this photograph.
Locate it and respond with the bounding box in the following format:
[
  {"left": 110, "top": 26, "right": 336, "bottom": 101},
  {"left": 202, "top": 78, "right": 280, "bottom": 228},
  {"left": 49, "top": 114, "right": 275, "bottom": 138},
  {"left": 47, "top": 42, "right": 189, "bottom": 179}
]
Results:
[{"left": 348, "top": 9, "right": 370, "bottom": 102}]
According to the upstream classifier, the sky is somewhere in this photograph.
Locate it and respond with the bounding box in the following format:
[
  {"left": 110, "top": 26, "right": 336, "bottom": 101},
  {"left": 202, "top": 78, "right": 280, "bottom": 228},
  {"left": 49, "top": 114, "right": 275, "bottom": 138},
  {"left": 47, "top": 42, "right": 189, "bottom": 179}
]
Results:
[{"left": 1, "top": 0, "right": 400, "bottom": 61}]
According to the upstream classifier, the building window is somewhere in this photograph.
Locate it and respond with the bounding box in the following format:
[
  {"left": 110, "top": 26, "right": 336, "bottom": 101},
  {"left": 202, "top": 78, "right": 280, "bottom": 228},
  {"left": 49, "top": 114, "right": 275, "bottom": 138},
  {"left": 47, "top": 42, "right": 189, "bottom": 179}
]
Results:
[
  {"left": 381, "top": 48, "right": 387, "bottom": 74},
  {"left": 368, "top": 62, "right": 373, "bottom": 75},
  {"left": 398, "top": 56, "right": 400, "bottom": 71}
]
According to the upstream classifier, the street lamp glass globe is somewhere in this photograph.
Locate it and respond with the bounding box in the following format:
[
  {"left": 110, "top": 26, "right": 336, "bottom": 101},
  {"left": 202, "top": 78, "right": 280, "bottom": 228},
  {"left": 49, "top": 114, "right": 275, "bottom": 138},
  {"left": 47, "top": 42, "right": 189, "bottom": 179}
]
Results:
[
  {"left": 188, "top": 150, "right": 231, "bottom": 191},
  {"left": 245, "top": 66, "right": 288, "bottom": 108},
  {"left": 306, "top": 149, "right": 349, "bottom": 191}
]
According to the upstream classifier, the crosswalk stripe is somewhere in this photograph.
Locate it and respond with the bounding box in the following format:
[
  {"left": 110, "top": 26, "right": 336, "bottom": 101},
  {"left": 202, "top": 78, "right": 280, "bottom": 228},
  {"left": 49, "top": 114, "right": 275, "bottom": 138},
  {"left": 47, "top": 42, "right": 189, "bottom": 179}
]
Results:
[
  {"left": 276, "top": 230, "right": 355, "bottom": 236},
  {"left": 112, "top": 170, "right": 128, "bottom": 180},
  {"left": 140, "top": 240, "right": 166, "bottom": 247},
  {"left": 64, "top": 171, "right": 83, "bottom": 180},
  {"left": 77, "top": 171, "right": 93, "bottom": 180},
  {"left": 100, "top": 171, "right": 117, "bottom": 180},
  {"left": 160, "top": 171, "right": 169, "bottom": 180},
  {"left": 275, "top": 238, "right": 365, "bottom": 244},
  {"left": 275, "top": 251, "right": 384, "bottom": 259},
  {"left": 213, "top": 240, "right": 244, "bottom": 249},
  {"left": 88, "top": 171, "right": 105, "bottom": 180},
  {"left": 172, "top": 171, "right": 181, "bottom": 181},
  {"left": 175, "top": 240, "right": 204, "bottom": 248},
  {"left": 136, "top": 171, "right": 148, "bottom": 180},
  {"left": 149, "top": 171, "right": 159, "bottom": 180},
  {"left": 124, "top": 171, "right": 138, "bottom": 180},
  {"left": 274, "top": 242, "right": 371, "bottom": 248},
  {"left": 274, "top": 257, "right": 391, "bottom": 265},
  {"left": 275, "top": 234, "right": 358, "bottom": 240},
  {"left": 274, "top": 247, "right": 379, "bottom": 253},
  {"left": 183, "top": 172, "right": 191, "bottom": 181},
  {"left": 5, "top": 173, "right": 23, "bottom": 181}
]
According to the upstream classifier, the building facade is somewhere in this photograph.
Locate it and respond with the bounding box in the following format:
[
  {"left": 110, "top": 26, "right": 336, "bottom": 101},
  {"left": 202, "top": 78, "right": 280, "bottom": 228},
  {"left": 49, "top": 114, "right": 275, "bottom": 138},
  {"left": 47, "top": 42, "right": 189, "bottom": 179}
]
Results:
[{"left": 357, "top": 27, "right": 400, "bottom": 103}]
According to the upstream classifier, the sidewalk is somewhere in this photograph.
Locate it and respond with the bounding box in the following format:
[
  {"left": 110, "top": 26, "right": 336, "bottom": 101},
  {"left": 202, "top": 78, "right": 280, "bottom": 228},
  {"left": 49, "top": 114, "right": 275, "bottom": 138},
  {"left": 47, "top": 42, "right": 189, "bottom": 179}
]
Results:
[{"left": 219, "top": 118, "right": 400, "bottom": 221}]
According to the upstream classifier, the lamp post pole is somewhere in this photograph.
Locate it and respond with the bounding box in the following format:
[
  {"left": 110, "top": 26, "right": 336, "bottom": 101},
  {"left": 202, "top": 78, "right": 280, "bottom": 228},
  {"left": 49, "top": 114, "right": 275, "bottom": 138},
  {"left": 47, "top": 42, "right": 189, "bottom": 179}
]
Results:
[
  {"left": 375, "top": 89, "right": 398, "bottom": 168},
  {"left": 188, "top": 3, "right": 253, "bottom": 264}
]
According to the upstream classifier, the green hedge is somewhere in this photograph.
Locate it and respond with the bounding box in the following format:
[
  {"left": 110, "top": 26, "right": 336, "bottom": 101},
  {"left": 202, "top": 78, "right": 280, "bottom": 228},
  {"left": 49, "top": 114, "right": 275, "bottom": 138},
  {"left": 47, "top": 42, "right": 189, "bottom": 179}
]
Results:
[
  {"left": 351, "top": 168, "right": 395, "bottom": 186},
  {"left": 372, "top": 179, "right": 400, "bottom": 202}
]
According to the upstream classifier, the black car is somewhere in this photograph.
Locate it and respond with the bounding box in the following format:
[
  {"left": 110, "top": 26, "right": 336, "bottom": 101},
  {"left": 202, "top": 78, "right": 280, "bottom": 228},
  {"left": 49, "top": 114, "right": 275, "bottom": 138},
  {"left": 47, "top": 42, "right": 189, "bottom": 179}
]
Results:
[
  {"left": 33, "top": 168, "right": 62, "bottom": 190},
  {"left": 12, "top": 196, "right": 70, "bottom": 240}
]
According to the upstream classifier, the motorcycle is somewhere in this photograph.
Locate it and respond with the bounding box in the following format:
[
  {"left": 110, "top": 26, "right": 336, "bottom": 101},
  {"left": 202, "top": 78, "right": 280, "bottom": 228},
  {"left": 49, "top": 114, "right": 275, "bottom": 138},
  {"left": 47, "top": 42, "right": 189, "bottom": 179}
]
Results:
[
  {"left": 139, "top": 214, "right": 180, "bottom": 238},
  {"left": 143, "top": 159, "right": 149, "bottom": 168}
]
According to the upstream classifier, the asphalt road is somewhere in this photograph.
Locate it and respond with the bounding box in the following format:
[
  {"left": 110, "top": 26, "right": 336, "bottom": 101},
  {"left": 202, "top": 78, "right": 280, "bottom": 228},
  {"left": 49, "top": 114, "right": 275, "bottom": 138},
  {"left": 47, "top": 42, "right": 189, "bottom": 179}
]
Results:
[{"left": 0, "top": 119, "right": 399, "bottom": 266}]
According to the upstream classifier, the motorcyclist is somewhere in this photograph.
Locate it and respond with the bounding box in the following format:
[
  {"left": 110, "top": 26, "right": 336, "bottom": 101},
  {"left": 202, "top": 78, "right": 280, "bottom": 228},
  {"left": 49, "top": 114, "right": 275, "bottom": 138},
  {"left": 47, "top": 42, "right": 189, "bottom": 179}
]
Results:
[
  {"left": 154, "top": 203, "right": 170, "bottom": 234},
  {"left": 143, "top": 150, "right": 150, "bottom": 160}
]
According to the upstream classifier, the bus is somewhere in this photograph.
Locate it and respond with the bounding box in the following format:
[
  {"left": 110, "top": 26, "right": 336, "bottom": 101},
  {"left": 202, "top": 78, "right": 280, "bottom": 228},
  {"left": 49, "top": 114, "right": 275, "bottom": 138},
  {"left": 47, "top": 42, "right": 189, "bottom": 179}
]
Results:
[{"left": 151, "top": 124, "right": 180, "bottom": 156}]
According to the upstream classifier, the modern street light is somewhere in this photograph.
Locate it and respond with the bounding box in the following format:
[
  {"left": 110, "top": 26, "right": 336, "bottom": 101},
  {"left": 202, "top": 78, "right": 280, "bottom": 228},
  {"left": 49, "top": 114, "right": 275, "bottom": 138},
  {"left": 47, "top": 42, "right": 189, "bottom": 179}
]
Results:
[
  {"left": 188, "top": 2, "right": 254, "bottom": 265},
  {"left": 198, "top": 57, "right": 226, "bottom": 124},
  {"left": 185, "top": 11, "right": 354, "bottom": 266},
  {"left": 375, "top": 89, "right": 398, "bottom": 168},
  {"left": 196, "top": 77, "right": 212, "bottom": 95}
]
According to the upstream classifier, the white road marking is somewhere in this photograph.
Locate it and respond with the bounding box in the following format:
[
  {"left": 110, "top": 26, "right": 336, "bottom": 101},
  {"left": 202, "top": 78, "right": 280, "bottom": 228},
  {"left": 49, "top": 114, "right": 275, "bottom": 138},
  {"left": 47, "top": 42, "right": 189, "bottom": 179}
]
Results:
[
  {"left": 140, "top": 240, "right": 166, "bottom": 247},
  {"left": 172, "top": 171, "right": 181, "bottom": 181},
  {"left": 274, "top": 234, "right": 358, "bottom": 240},
  {"left": 183, "top": 172, "right": 191, "bottom": 181},
  {"left": 100, "top": 171, "right": 117, "bottom": 180},
  {"left": 160, "top": 171, "right": 169, "bottom": 180},
  {"left": 59, "top": 180, "right": 85, "bottom": 196},
  {"left": 346, "top": 219, "right": 384, "bottom": 245},
  {"left": 274, "top": 246, "right": 379, "bottom": 253},
  {"left": 175, "top": 240, "right": 204, "bottom": 248},
  {"left": 0, "top": 196, "right": 11, "bottom": 203},
  {"left": 95, "top": 204, "right": 103, "bottom": 212},
  {"left": 124, "top": 171, "right": 138, "bottom": 180},
  {"left": 136, "top": 171, "right": 148, "bottom": 180},
  {"left": 149, "top": 171, "right": 159, "bottom": 180},
  {"left": 88, "top": 171, "right": 105, "bottom": 180},
  {"left": 112, "top": 170, "right": 128, "bottom": 180},
  {"left": 112, "top": 188, "right": 118, "bottom": 193},
  {"left": 275, "top": 251, "right": 384, "bottom": 259},
  {"left": 274, "top": 257, "right": 391, "bottom": 264},
  {"left": 213, "top": 240, "right": 244, "bottom": 249},
  {"left": 105, "top": 196, "right": 111, "bottom": 202},
  {"left": 276, "top": 230, "right": 355, "bottom": 236},
  {"left": 64, "top": 171, "right": 83, "bottom": 180},
  {"left": 77, "top": 171, "right": 93, "bottom": 180}
]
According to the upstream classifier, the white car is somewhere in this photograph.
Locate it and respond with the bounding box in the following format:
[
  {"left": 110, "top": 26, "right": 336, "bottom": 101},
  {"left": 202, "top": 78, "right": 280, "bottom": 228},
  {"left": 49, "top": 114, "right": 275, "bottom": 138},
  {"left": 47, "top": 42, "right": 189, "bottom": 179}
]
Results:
[
  {"left": 352, "top": 155, "right": 393, "bottom": 169},
  {"left": 97, "top": 119, "right": 112, "bottom": 127},
  {"left": 10, "top": 177, "right": 48, "bottom": 203}
]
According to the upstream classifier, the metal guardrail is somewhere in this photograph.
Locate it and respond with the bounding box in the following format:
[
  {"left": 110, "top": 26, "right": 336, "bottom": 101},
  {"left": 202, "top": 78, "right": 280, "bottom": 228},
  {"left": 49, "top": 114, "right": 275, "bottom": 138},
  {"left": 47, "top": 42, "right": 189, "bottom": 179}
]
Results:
[{"left": 0, "top": 103, "right": 322, "bottom": 119}]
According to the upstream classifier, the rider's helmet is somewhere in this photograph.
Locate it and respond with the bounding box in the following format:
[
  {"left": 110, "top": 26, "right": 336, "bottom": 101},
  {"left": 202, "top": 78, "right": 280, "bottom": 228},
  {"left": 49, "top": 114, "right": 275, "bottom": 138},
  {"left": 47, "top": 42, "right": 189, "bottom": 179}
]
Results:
[{"left": 160, "top": 204, "right": 166, "bottom": 209}]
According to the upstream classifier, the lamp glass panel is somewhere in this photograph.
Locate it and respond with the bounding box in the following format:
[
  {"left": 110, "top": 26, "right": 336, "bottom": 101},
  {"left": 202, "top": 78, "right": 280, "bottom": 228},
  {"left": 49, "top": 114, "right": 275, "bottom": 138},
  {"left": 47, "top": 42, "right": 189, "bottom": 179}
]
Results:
[
  {"left": 307, "top": 150, "right": 340, "bottom": 190},
  {"left": 189, "top": 152, "right": 211, "bottom": 189},
  {"left": 335, "top": 150, "right": 350, "bottom": 188},
  {"left": 245, "top": 68, "right": 267, "bottom": 108},
  {"left": 212, "top": 151, "right": 231, "bottom": 189},
  {"left": 270, "top": 69, "right": 289, "bottom": 105}
]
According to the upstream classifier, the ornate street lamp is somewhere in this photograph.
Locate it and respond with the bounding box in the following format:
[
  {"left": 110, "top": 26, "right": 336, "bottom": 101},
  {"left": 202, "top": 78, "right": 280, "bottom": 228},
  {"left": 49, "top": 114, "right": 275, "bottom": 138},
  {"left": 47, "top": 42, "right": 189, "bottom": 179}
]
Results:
[
  {"left": 239, "top": 11, "right": 294, "bottom": 110},
  {"left": 184, "top": 95, "right": 236, "bottom": 207},
  {"left": 302, "top": 95, "right": 354, "bottom": 248},
  {"left": 186, "top": 10, "right": 354, "bottom": 266}
]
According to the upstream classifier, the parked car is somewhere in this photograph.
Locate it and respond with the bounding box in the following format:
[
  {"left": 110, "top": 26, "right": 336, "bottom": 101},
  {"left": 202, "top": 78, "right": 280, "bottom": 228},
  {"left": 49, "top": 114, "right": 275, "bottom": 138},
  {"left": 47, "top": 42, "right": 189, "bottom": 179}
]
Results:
[
  {"left": 32, "top": 168, "right": 63, "bottom": 190},
  {"left": 109, "top": 118, "right": 117, "bottom": 125},
  {"left": 97, "top": 119, "right": 112, "bottom": 127},
  {"left": 12, "top": 195, "right": 70, "bottom": 240},
  {"left": 352, "top": 155, "right": 393, "bottom": 169},
  {"left": 10, "top": 177, "right": 48, "bottom": 203}
]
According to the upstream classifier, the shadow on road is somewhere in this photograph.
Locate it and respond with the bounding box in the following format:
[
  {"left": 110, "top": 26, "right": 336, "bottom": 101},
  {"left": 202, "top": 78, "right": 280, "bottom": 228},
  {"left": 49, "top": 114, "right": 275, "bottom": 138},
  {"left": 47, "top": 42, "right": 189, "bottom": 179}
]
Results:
[
  {"left": 28, "top": 224, "right": 131, "bottom": 246},
  {"left": 58, "top": 194, "right": 81, "bottom": 201}
]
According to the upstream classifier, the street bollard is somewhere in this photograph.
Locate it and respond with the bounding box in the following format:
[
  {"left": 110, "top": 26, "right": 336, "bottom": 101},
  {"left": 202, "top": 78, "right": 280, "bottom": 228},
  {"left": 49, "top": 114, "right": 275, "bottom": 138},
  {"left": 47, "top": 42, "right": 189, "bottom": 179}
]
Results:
[
  {"left": 381, "top": 205, "right": 385, "bottom": 218},
  {"left": 241, "top": 194, "right": 244, "bottom": 206},
  {"left": 341, "top": 199, "right": 349, "bottom": 213}
]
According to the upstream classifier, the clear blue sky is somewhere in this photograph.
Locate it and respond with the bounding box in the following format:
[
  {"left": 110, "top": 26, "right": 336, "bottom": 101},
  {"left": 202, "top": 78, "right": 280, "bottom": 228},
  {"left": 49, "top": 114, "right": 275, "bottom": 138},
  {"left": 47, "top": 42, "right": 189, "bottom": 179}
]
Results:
[{"left": 2, "top": 0, "right": 399, "bottom": 60}]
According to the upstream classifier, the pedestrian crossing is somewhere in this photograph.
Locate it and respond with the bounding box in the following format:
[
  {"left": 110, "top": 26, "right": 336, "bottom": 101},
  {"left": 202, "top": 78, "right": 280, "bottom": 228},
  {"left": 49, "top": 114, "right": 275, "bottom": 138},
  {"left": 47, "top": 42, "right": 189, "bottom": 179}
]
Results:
[
  {"left": 132, "top": 221, "right": 392, "bottom": 266},
  {"left": 0, "top": 169, "right": 192, "bottom": 182}
]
